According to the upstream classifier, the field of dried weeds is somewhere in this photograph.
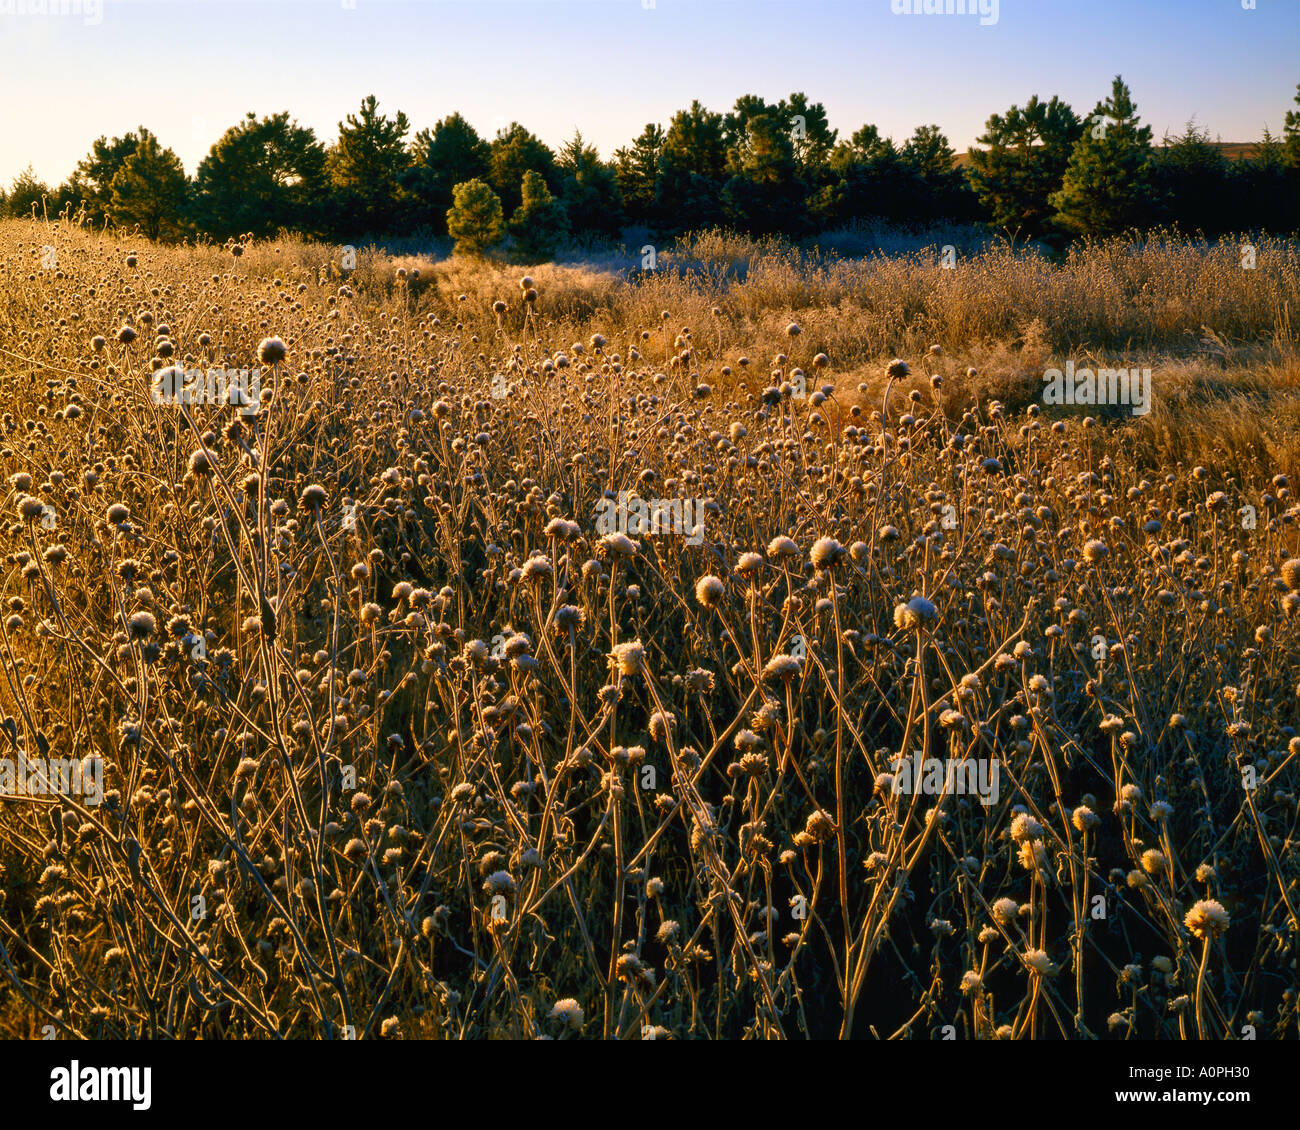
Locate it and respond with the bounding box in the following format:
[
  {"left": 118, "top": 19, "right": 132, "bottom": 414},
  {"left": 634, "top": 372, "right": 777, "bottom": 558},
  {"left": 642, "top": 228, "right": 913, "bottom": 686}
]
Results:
[{"left": 0, "top": 217, "right": 1298, "bottom": 1040}]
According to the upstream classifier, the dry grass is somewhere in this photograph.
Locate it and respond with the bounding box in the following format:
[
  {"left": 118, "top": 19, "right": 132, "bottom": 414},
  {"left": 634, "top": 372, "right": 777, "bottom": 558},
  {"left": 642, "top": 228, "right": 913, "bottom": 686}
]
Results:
[{"left": 0, "top": 217, "right": 1297, "bottom": 1040}]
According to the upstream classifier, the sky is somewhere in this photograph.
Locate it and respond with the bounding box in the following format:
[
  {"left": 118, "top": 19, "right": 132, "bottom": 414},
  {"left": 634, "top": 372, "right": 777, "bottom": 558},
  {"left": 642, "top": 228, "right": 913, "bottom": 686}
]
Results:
[{"left": 0, "top": 0, "right": 1297, "bottom": 189}]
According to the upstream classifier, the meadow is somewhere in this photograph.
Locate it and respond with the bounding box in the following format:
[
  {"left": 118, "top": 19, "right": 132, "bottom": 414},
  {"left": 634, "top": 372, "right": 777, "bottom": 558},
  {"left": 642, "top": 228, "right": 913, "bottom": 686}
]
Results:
[{"left": 0, "top": 216, "right": 1297, "bottom": 1040}]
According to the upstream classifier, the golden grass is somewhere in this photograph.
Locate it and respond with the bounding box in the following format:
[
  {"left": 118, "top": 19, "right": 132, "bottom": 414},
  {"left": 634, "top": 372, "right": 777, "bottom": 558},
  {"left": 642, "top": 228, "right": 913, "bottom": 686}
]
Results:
[{"left": 0, "top": 217, "right": 1297, "bottom": 1040}]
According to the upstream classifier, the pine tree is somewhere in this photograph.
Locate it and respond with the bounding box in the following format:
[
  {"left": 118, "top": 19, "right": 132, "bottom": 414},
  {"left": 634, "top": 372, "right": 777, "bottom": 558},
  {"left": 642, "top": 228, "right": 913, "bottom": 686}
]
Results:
[
  {"left": 778, "top": 92, "right": 837, "bottom": 180},
  {"left": 447, "top": 178, "right": 505, "bottom": 256},
  {"left": 404, "top": 113, "right": 490, "bottom": 235},
  {"left": 900, "top": 124, "right": 972, "bottom": 220},
  {"left": 510, "top": 170, "right": 568, "bottom": 262},
  {"left": 814, "top": 125, "right": 914, "bottom": 226},
  {"left": 488, "top": 124, "right": 556, "bottom": 218},
  {"left": 1051, "top": 76, "right": 1154, "bottom": 238},
  {"left": 109, "top": 134, "right": 189, "bottom": 241},
  {"left": 614, "top": 123, "right": 663, "bottom": 225},
  {"left": 966, "top": 95, "right": 1082, "bottom": 239},
  {"left": 656, "top": 100, "right": 727, "bottom": 230},
  {"left": 722, "top": 95, "right": 779, "bottom": 154},
  {"left": 1148, "top": 122, "right": 1234, "bottom": 236},
  {"left": 555, "top": 132, "right": 622, "bottom": 240},
  {"left": 1241, "top": 128, "right": 1297, "bottom": 233},
  {"left": 66, "top": 130, "right": 146, "bottom": 225},
  {"left": 1283, "top": 83, "right": 1300, "bottom": 170},
  {"left": 7, "top": 166, "right": 52, "bottom": 218},
  {"left": 327, "top": 95, "right": 412, "bottom": 236},
  {"left": 721, "top": 112, "right": 806, "bottom": 235},
  {"left": 192, "top": 112, "right": 328, "bottom": 239}
]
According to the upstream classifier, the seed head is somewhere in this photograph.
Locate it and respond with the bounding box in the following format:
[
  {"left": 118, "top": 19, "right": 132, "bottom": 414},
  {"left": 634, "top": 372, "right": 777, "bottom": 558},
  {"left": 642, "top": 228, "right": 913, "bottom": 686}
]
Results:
[
  {"left": 1083, "top": 539, "right": 1109, "bottom": 563},
  {"left": 893, "top": 596, "right": 937, "bottom": 630},
  {"left": 609, "top": 639, "right": 646, "bottom": 677},
  {"left": 766, "top": 535, "right": 799, "bottom": 560},
  {"left": 694, "top": 575, "right": 725, "bottom": 607},
  {"left": 810, "top": 536, "right": 846, "bottom": 569},
  {"left": 1023, "top": 949, "right": 1058, "bottom": 977},
  {"left": 599, "top": 532, "right": 639, "bottom": 558},
  {"left": 1184, "top": 898, "right": 1230, "bottom": 939},
  {"left": 298, "top": 483, "right": 328, "bottom": 511},
  {"left": 550, "top": 998, "right": 584, "bottom": 1031},
  {"left": 257, "top": 337, "right": 287, "bottom": 366}
]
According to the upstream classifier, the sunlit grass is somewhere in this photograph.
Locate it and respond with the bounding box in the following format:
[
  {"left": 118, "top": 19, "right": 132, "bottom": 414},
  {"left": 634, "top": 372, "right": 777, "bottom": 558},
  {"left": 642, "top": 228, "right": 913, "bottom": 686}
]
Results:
[{"left": 0, "top": 217, "right": 1297, "bottom": 1040}]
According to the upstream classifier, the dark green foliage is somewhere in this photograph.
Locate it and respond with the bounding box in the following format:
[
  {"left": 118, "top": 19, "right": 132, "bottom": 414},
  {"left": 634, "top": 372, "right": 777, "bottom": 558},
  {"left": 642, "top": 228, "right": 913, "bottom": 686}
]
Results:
[
  {"left": 109, "top": 133, "right": 189, "bottom": 241},
  {"left": 782, "top": 92, "right": 838, "bottom": 181},
  {"left": 488, "top": 124, "right": 557, "bottom": 218},
  {"left": 18, "top": 80, "right": 1300, "bottom": 251},
  {"left": 1284, "top": 83, "right": 1300, "bottom": 171},
  {"left": 656, "top": 100, "right": 728, "bottom": 228},
  {"left": 967, "top": 96, "right": 1083, "bottom": 239},
  {"left": 722, "top": 111, "right": 808, "bottom": 235},
  {"left": 6, "top": 166, "right": 52, "bottom": 219},
  {"left": 1147, "top": 122, "right": 1238, "bottom": 237},
  {"left": 814, "top": 126, "right": 917, "bottom": 226},
  {"left": 192, "top": 112, "right": 329, "bottom": 239},
  {"left": 447, "top": 178, "right": 505, "bottom": 256},
  {"left": 1051, "top": 76, "right": 1155, "bottom": 238},
  {"left": 613, "top": 123, "right": 663, "bottom": 226},
  {"left": 510, "top": 170, "right": 568, "bottom": 261},
  {"left": 404, "top": 114, "right": 490, "bottom": 235},
  {"left": 64, "top": 131, "right": 146, "bottom": 226},
  {"left": 555, "top": 133, "right": 623, "bottom": 241},
  {"left": 900, "top": 124, "right": 976, "bottom": 221},
  {"left": 327, "top": 95, "right": 413, "bottom": 236},
  {"left": 1238, "top": 129, "right": 1300, "bottom": 233}
]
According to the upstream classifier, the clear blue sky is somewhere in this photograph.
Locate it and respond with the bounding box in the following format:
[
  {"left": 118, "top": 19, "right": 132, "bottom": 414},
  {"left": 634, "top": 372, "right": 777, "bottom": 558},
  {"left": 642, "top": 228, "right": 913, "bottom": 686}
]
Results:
[{"left": 1, "top": 0, "right": 1297, "bottom": 188}]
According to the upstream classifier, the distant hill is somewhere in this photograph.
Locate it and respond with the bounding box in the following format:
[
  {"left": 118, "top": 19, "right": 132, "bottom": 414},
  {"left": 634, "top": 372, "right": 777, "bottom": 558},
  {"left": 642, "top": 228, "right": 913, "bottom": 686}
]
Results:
[{"left": 955, "top": 141, "right": 1259, "bottom": 168}]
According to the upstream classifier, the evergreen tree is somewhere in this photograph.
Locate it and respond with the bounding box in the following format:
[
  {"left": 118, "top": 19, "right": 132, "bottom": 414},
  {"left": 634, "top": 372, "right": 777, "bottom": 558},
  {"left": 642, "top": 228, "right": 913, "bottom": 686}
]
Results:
[
  {"left": 1239, "top": 128, "right": 1297, "bottom": 233},
  {"left": 404, "top": 113, "right": 490, "bottom": 235},
  {"left": 614, "top": 123, "right": 663, "bottom": 225},
  {"left": 1283, "top": 83, "right": 1300, "bottom": 170},
  {"left": 510, "top": 170, "right": 568, "bottom": 261},
  {"left": 967, "top": 95, "right": 1083, "bottom": 239},
  {"left": 1051, "top": 76, "right": 1154, "bottom": 238},
  {"left": 51, "top": 180, "right": 82, "bottom": 220},
  {"left": 109, "top": 134, "right": 189, "bottom": 241},
  {"left": 778, "top": 92, "right": 838, "bottom": 180},
  {"left": 656, "top": 100, "right": 727, "bottom": 230},
  {"left": 327, "top": 95, "right": 413, "bottom": 235},
  {"left": 7, "top": 166, "right": 52, "bottom": 218},
  {"left": 447, "top": 178, "right": 505, "bottom": 256},
  {"left": 722, "top": 95, "right": 780, "bottom": 153},
  {"left": 488, "top": 124, "right": 557, "bottom": 218},
  {"left": 900, "top": 124, "right": 972, "bottom": 220},
  {"left": 722, "top": 112, "right": 807, "bottom": 235},
  {"left": 555, "top": 132, "right": 623, "bottom": 240},
  {"left": 813, "top": 125, "right": 915, "bottom": 226},
  {"left": 1148, "top": 122, "right": 1236, "bottom": 236},
  {"left": 66, "top": 130, "right": 145, "bottom": 225},
  {"left": 192, "top": 112, "right": 328, "bottom": 239}
]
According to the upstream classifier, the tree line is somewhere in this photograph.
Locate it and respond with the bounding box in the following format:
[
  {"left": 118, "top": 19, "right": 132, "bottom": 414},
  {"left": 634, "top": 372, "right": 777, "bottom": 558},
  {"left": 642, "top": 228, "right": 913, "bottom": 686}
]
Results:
[{"left": 5, "top": 77, "right": 1299, "bottom": 255}]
